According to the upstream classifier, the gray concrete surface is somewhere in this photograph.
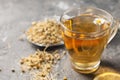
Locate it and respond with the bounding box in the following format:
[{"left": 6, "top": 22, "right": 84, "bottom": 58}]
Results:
[{"left": 0, "top": 0, "right": 120, "bottom": 80}]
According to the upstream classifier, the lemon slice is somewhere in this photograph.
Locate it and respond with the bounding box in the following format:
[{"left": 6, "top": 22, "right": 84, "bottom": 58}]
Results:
[{"left": 94, "top": 72, "right": 120, "bottom": 80}]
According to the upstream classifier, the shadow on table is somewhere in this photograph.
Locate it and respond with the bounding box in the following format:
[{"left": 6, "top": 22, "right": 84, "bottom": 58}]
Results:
[
  {"left": 79, "top": 59, "right": 120, "bottom": 80},
  {"left": 31, "top": 43, "right": 65, "bottom": 51}
]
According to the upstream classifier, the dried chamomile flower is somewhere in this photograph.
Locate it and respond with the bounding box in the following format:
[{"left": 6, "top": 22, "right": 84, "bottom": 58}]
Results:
[
  {"left": 26, "top": 19, "right": 62, "bottom": 46},
  {"left": 63, "top": 76, "right": 68, "bottom": 80},
  {"left": 93, "top": 18, "right": 105, "bottom": 25},
  {"left": 19, "top": 49, "right": 62, "bottom": 74}
]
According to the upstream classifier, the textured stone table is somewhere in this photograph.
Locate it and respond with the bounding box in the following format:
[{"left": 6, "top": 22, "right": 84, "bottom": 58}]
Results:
[{"left": 0, "top": 0, "right": 120, "bottom": 80}]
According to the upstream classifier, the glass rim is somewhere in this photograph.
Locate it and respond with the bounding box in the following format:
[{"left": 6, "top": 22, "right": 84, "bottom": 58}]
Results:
[{"left": 60, "top": 6, "right": 113, "bottom": 35}]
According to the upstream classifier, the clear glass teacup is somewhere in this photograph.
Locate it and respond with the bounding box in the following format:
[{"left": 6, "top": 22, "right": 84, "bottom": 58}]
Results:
[{"left": 60, "top": 7, "right": 119, "bottom": 74}]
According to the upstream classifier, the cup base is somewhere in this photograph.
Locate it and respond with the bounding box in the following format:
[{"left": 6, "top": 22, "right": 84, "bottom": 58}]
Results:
[{"left": 71, "top": 61, "right": 100, "bottom": 74}]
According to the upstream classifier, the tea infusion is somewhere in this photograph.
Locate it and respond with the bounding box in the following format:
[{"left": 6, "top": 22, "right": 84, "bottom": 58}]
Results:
[{"left": 62, "top": 14, "right": 110, "bottom": 73}]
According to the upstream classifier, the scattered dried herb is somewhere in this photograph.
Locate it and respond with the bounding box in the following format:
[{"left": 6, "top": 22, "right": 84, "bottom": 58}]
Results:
[
  {"left": 11, "top": 69, "right": 15, "bottom": 73},
  {"left": 63, "top": 76, "right": 67, "bottom": 80},
  {"left": 20, "top": 48, "right": 66, "bottom": 80}
]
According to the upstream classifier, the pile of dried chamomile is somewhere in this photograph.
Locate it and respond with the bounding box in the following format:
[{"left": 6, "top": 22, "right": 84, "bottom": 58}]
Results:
[
  {"left": 26, "top": 19, "right": 62, "bottom": 46},
  {"left": 20, "top": 49, "right": 66, "bottom": 80}
]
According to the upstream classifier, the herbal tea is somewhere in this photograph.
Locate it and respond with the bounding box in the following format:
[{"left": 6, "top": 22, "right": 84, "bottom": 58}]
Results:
[{"left": 62, "top": 14, "right": 110, "bottom": 73}]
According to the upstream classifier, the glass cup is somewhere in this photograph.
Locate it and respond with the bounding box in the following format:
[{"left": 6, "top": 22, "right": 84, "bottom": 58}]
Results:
[{"left": 60, "top": 7, "right": 119, "bottom": 74}]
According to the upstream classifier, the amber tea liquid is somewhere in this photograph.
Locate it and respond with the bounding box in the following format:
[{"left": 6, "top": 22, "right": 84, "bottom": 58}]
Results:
[{"left": 62, "top": 15, "right": 110, "bottom": 73}]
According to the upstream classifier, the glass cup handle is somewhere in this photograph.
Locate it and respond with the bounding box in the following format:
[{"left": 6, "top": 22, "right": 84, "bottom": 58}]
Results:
[{"left": 108, "top": 19, "right": 119, "bottom": 43}]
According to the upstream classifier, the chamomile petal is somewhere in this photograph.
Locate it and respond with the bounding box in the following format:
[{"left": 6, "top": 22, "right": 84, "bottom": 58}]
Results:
[{"left": 93, "top": 18, "right": 105, "bottom": 25}]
